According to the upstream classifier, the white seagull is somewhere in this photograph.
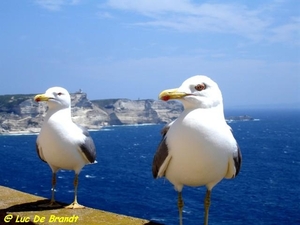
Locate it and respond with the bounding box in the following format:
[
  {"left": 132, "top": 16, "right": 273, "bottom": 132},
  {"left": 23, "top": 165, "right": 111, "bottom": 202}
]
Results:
[
  {"left": 34, "top": 87, "right": 97, "bottom": 209},
  {"left": 152, "top": 75, "right": 242, "bottom": 225}
]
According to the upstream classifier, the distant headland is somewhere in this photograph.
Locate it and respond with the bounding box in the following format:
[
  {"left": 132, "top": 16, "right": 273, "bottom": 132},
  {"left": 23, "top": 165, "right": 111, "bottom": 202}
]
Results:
[
  {"left": 0, "top": 91, "right": 183, "bottom": 134},
  {"left": 0, "top": 91, "right": 255, "bottom": 134}
]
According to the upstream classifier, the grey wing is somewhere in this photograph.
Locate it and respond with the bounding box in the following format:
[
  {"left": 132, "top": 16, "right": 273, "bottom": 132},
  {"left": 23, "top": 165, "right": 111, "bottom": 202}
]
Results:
[
  {"left": 228, "top": 124, "right": 242, "bottom": 177},
  {"left": 160, "top": 122, "right": 171, "bottom": 136},
  {"left": 152, "top": 123, "right": 172, "bottom": 178},
  {"left": 77, "top": 125, "right": 97, "bottom": 163},
  {"left": 36, "top": 141, "right": 46, "bottom": 163}
]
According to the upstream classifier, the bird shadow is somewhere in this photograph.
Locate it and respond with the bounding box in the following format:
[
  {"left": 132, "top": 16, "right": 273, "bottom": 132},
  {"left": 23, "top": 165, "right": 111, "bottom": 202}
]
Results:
[
  {"left": 0, "top": 200, "right": 66, "bottom": 225},
  {"left": 1, "top": 199, "right": 66, "bottom": 213}
]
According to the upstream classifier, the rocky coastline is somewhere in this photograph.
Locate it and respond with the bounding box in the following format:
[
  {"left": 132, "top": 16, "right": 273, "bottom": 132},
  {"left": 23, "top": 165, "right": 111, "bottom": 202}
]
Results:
[
  {"left": 0, "top": 91, "right": 255, "bottom": 135},
  {"left": 0, "top": 92, "right": 183, "bottom": 134}
]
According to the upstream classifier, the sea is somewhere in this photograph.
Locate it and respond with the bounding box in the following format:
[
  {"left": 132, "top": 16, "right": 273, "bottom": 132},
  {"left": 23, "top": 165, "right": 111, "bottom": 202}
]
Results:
[{"left": 0, "top": 108, "right": 299, "bottom": 225}]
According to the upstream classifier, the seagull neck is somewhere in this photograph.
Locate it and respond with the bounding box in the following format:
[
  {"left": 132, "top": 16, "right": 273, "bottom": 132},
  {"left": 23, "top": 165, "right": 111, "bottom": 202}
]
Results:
[
  {"left": 184, "top": 104, "right": 225, "bottom": 120},
  {"left": 184, "top": 101, "right": 224, "bottom": 110},
  {"left": 45, "top": 108, "right": 72, "bottom": 122}
]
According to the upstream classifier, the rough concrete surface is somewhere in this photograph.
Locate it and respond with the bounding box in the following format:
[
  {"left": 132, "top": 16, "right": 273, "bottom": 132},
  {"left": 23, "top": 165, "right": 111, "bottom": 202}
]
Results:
[{"left": 0, "top": 186, "right": 162, "bottom": 225}]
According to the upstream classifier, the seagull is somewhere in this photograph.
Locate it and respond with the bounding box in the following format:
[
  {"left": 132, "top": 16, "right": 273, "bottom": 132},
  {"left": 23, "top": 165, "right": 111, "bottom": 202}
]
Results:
[
  {"left": 34, "top": 87, "right": 97, "bottom": 209},
  {"left": 152, "top": 75, "right": 242, "bottom": 225}
]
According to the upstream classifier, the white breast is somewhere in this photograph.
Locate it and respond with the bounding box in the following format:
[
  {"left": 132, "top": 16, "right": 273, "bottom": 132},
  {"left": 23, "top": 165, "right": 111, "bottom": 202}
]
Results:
[
  {"left": 165, "top": 108, "right": 236, "bottom": 191},
  {"left": 38, "top": 116, "right": 86, "bottom": 172}
]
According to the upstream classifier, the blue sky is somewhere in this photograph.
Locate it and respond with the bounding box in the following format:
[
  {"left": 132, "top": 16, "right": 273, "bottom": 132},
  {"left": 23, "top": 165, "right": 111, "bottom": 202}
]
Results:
[{"left": 0, "top": 0, "right": 299, "bottom": 108}]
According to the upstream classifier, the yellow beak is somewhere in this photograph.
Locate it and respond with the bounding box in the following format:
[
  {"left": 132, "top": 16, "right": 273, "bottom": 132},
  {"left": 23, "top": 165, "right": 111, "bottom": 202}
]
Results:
[
  {"left": 34, "top": 94, "right": 50, "bottom": 102},
  {"left": 159, "top": 88, "right": 189, "bottom": 101}
]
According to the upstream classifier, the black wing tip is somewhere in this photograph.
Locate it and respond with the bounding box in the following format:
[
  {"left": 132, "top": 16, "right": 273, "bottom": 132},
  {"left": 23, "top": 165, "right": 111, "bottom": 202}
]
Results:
[
  {"left": 152, "top": 164, "right": 159, "bottom": 179},
  {"left": 234, "top": 145, "right": 242, "bottom": 177}
]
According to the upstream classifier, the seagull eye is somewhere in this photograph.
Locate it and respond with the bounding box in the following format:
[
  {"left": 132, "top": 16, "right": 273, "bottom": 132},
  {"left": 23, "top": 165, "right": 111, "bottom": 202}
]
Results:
[
  {"left": 195, "top": 83, "right": 206, "bottom": 91},
  {"left": 57, "top": 92, "right": 63, "bottom": 96}
]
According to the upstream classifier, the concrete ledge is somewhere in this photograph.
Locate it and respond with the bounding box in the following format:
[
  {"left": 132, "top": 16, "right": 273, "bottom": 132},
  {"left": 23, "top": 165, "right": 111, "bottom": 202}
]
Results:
[{"left": 0, "top": 186, "right": 161, "bottom": 225}]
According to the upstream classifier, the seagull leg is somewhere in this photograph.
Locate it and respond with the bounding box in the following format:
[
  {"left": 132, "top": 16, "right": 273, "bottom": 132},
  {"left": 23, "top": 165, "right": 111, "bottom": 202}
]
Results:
[
  {"left": 39, "top": 172, "right": 60, "bottom": 208},
  {"left": 178, "top": 192, "right": 184, "bottom": 225},
  {"left": 204, "top": 189, "right": 211, "bottom": 225},
  {"left": 65, "top": 173, "right": 85, "bottom": 209},
  {"left": 50, "top": 172, "right": 56, "bottom": 204}
]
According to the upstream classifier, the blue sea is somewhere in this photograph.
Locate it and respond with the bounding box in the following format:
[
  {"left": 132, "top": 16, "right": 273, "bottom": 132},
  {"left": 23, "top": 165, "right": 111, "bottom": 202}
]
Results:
[{"left": 0, "top": 109, "right": 299, "bottom": 225}]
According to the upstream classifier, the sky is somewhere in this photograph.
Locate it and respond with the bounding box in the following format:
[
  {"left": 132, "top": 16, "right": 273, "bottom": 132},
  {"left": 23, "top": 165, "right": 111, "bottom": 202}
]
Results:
[{"left": 0, "top": 0, "right": 299, "bottom": 108}]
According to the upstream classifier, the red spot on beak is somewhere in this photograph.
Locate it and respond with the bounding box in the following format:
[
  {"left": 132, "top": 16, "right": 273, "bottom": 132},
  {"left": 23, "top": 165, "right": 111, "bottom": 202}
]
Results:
[
  {"left": 161, "top": 95, "right": 170, "bottom": 101},
  {"left": 35, "top": 97, "right": 40, "bottom": 102}
]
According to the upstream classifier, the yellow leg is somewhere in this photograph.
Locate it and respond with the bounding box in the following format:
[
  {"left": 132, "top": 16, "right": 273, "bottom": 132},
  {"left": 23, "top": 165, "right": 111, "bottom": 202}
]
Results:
[
  {"left": 65, "top": 174, "right": 85, "bottom": 209},
  {"left": 204, "top": 189, "right": 211, "bottom": 225},
  {"left": 178, "top": 192, "right": 184, "bottom": 225},
  {"left": 39, "top": 172, "right": 60, "bottom": 208}
]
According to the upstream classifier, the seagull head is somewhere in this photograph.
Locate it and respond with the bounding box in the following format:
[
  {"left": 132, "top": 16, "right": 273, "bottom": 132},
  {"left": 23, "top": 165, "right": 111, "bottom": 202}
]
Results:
[
  {"left": 34, "top": 87, "right": 71, "bottom": 110},
  {"left": 159, "top": 75, "right": 223, "bottom": 109}
]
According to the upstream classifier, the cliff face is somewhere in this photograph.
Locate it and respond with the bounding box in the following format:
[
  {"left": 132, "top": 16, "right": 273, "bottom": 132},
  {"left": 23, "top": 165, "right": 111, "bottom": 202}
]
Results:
[
  {"left": 0, "top": 93, "right": 182, "bottom": 134},
  {"left": 93, "top": 99, "right": 182, "bottom": 125}
]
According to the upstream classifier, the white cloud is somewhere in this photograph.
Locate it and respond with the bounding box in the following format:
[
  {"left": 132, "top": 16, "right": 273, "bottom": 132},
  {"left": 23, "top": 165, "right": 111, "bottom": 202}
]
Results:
[
  {"left": 104, "top": 0, "right": 299, "bottom": 44},
  {"left": 34, "top": 0, "right": 81, "bottom": 11},
  {"left": 96, "top": 11, "right": 114, "bottom": 19},
  {"left": 106, "top": 0, "right": 193, "bottom": 15},
  {"left": 269, "top": 16, "right": 300, "bottom": 45}
]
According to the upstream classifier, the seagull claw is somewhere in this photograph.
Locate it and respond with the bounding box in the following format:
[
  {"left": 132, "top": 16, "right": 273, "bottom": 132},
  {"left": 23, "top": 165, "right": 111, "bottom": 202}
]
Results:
[{"left": 65, "top": 202, "right": 85, "bottom": 209}]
